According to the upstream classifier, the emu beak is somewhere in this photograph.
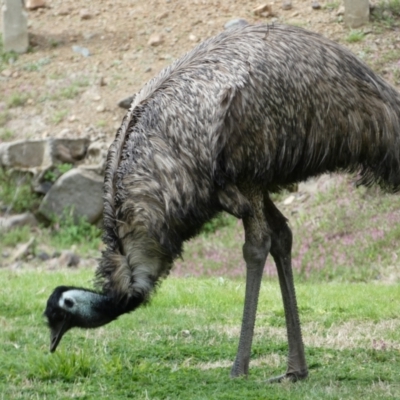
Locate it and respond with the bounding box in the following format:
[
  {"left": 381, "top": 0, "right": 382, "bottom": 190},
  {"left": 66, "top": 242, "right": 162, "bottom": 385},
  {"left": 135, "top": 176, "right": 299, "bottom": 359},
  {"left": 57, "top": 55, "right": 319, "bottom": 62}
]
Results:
[{"left": 49, "top": 315, "right": 72, "bottom": 352}]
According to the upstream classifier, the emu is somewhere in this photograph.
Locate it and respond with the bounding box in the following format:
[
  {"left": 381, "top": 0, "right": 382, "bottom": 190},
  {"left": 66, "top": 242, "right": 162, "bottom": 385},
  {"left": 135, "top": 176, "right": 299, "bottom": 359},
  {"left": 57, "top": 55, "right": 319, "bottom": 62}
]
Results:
[{"left": 44, "top": 24, "right": 400, "bottom": 382}]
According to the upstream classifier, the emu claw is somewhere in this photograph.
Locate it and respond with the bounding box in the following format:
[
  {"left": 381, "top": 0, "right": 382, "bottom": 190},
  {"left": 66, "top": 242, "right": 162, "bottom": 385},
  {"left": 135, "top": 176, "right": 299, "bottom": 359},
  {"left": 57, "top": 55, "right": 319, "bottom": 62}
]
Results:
[{"left": 267, "top": 370, "right": 308, "bottom": 384}]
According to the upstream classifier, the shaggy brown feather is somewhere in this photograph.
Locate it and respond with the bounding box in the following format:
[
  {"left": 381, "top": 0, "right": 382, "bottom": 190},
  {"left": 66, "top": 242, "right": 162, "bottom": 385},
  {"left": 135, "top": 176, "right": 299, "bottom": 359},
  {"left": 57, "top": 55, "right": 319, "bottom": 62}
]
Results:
[{"left": 98, "top": 23, "right": 400, "bottom": 302}]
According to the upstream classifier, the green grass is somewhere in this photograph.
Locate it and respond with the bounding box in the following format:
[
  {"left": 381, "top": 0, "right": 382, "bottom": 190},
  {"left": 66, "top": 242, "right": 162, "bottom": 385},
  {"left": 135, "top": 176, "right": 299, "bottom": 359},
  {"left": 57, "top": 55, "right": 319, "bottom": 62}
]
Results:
[
  {"left": 6, "top": 92, "right": 28, "bottom": 108},
  {"left": 345, "top": 31, "right": 365, "bottom": 43},
  {"left": 0, "top": 34, "right": 18, "bottom": 71},
  {"left": 50, "top": 110, "right": 68, "bottom": 125},
  {"left": 0, "top": 169, "right": 40, "bottom": 214},
  {"left": 0, "top": 111, "right": 10, "bottom": 127},
  {"left": 325, "top": 2, "right": 340, "bottom": 10},
  {"left": 372, "top": 0, "right": 400, "bottom": 27},
  {"left": 48, "top": 212, "right": 102, "bottom": 254},
  {"left": 0, "top": 128, "right": 15, "bottom": 141},
  {"left": 0, "top": 269, "right": 399, "bottom": 399}
]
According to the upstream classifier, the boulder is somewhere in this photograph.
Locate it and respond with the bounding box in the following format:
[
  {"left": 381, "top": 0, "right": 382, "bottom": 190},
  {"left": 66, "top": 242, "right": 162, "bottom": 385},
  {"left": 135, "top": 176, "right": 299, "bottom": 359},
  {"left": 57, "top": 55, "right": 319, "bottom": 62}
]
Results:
[
  {"left": 38, "top": 169, "right": 103, "bottom": 223},
  {"left": 0, "top": 138, "right": 89, "bottom": 170},
  {"left": 0, "top": 140, "right": 50, "bottom": 169}
]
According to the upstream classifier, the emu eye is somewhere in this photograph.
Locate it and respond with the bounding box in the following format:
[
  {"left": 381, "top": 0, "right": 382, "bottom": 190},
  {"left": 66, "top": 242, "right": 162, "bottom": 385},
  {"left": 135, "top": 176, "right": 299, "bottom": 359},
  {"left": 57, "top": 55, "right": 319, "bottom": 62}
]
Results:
[{"left": 64, "top": 298, "right": 74, "bottom": 308}]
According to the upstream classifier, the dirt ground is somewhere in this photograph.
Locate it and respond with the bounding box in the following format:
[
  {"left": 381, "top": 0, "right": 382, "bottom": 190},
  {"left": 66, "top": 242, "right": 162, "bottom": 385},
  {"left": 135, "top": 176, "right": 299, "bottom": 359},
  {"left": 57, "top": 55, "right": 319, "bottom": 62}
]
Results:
[{"left": 1, "top": 0, "right": 400, "bottom": 144}]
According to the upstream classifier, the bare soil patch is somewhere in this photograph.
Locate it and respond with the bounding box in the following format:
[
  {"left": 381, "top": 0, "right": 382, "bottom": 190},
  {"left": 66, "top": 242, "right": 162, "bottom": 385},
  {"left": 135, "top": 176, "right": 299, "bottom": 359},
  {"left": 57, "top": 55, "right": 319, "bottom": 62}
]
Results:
[{"left": 1, "top": 0, "right": 400, "bottom": 143}]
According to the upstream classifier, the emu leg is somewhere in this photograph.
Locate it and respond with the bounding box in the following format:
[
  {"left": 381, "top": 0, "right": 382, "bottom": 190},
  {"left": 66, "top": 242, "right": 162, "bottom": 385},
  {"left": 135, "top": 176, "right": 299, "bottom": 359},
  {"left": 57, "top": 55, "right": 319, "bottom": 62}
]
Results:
[
  {"left": 264, "top": 195, "right": 308, "bottom": 382},
  {"left": 231, "top": 206, "right": 271, "bottom": 377}
]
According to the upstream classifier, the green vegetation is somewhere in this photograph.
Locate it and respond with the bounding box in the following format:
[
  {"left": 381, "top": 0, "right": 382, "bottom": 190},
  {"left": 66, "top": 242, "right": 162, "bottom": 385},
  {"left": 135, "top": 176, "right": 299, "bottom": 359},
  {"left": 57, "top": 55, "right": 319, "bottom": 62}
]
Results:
[
  {"left": 0, "top": 269, "right": 399, "bottom": 399},
  {"left": 49, "top": 211, "right": 102, "bottom": 253},
  {"left": 22, "top": 57, "right": 51, "bottom": 72},
  {"left": 345, "top": 30, "right": 365, "bottom": 43},
  {"left": 0, "top": 34, "right": 18, "bottom": 71},
  {"left": 6, "top": 92, "right": 28, "bottom": 108},
  {"left": 0, "top": 169, "right": 40, "bottom": 213},
  {"left": 372, "top": 0, "right": 400, "bottom": 27},
  {"left": 200, "top": 212, "right": 236, "bottom": 235},
  {"left": 0, "top": 128, "right": 15, "bottom": 141},
  {"left": 38, "top": 77, "right": 91, "bottom": 103},
  {"left": 96, "top": 120, "right": 107, "bottom": 128},
  {"left": 369, "top": 48, "right": 400, "bottom": 77},
  {"left": 2, "top": 226, "right": 31, "bottom": 247},
  {"left": 0, "top": 176, "right": 399, "bottom": 398},
  {"left": 0, "top": 111, "right": 10, "bottom": 127},
  {"left": 325, "top": 2, "right": 340, "bottom": 10},
  {"left": 43, "top": 164, "right": 73, "bottom": 182},
  {"left": 50, "top": 109, "right": 68, "bottom": 125}
]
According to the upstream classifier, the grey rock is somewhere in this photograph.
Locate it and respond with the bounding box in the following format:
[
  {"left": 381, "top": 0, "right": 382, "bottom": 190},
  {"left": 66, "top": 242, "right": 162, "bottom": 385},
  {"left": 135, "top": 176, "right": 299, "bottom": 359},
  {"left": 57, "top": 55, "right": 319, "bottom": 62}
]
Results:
[
  {"left": 344, "top": 0, "right": 370, "bottom": 28},
  {"left": 51, "top": 138, "right": 89, "bottom": 163},
  {"left": 0, "top": 137, "right": 89, "bottom": 170},
  {"left": 311, "top": 1, "right": 321, "bottom": 10},
  {"left": 72, "top": 45, "right": 90, "bottom": 57},
  {"left": 59, "top": 250, "right": 80, "bottom": 267},
  {"left": 0, "top": 140, "right": 49, "bottom": 169},
  {"left": 0, "top": 212, "right": 38, "bottom": 231},
  {"left": 282, "top": 1, "right": 292, "bottom": 10},
  {"left": 38, "top": 169, "right": 103, "bottom": 223},
  {"left": 118, "top": 95, "right": 135, "bottom": 110},
  {"left": 1, "top": 0, "right": 28, "bottom": 53},
  {"left": 34, "top": 180, "right": 53, "bottom": 195},
  {"left": 37, "top": 251, "right": 51, "bottom": 261}
]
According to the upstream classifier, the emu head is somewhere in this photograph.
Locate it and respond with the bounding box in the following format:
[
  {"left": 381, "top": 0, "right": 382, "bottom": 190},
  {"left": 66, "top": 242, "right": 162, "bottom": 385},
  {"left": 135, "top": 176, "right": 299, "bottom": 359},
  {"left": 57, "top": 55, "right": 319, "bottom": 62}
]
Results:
[{"left": 44, "top": 286, "right": 117, "bottom": 352}]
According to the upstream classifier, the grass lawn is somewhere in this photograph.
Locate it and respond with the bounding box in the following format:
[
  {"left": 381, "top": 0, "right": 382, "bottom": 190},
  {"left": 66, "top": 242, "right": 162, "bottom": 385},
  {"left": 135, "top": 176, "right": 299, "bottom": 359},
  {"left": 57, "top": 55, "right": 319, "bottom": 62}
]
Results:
[{"left": 1, "top": 268, "right": 399, "bottom": 399}]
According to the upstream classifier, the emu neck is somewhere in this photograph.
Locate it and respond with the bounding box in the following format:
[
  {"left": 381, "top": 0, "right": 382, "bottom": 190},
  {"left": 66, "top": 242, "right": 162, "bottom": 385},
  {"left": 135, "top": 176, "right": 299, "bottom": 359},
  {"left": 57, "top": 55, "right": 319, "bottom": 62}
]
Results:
[{"left": 67, "top": 289, "right": 145, "bottom": 328}]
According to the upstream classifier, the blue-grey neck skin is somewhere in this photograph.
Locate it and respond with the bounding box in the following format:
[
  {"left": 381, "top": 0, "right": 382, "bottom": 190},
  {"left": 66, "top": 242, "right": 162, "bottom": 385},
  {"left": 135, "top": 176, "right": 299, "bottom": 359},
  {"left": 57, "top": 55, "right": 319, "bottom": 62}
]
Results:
[{"left": 44, "top": 286, "right": 145, "bottom": 352}]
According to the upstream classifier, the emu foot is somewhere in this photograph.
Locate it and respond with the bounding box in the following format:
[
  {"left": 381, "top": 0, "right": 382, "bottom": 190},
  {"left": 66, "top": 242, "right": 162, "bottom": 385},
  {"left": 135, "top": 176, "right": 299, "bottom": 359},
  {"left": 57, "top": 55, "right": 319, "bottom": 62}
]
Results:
[
  {"left": 230, "top": 358, "right": 249, "bottom": 378},
  {"left": 267, "top": 369, "right": 308, "bottom": 384}
]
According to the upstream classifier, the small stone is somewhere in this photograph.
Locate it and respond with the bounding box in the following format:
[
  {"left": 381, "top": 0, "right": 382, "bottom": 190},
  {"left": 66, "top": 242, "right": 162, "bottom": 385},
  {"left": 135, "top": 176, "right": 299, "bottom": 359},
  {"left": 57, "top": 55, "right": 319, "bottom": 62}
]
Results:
[
  {"left": 27, "top": 98, "right": 34, "bottom": 105},
  {"left": 98, "top": 76, "right": 107, "bottom": 86},
  {"left": 148, "top": 34, "right": 164, "bottom": 47},
  {"left": 283, "top": 195, "right": 295, "bottom": 205},
  {"left": 224, "top": 18, "right": 249, "bottom": 30},
  {"left": 311, "top": 1, "right": 321, "bottom": 10},
  {"left": 120, "top": 43, "right": 130, "bottom": 51},
  {"left": 25, "top": 0, "right": 46, "bottom": 10},
  {"left": 37, "top": 251, "right": 51, "bottom": 261},
  {"left": 96, "top": 104, "right": 105, "bottom": 113},
  {"left": 72, "top": 45, "right": 90, "bottom": 57},
  {"left": 80, "top": 9, "right": 93, "bottom": 20},
  {"left": 157, "top": 11, "right": 169, "bottom": 20},
  {"left": 253, "top": 4, "right": 272, "bottom": 16},
  {"left": 34, "top": 181, "right": 52, "bottom": 195},
  {"left": 181, "top": 330, "right": 191, "bottom": 337},
  {"left": 282, "top": 1, "right": 292, "bottom": 10},
  {"left": 59, "top": 250, "right": 80, "bottom": 267},
  {"left": 144, "top": 67, "right": 152, "bottom": 73},
  {"left": 336, "top": 6, "right": 345, "bottom": 16},
  {"left": 290, "top": 11, "right": 299, "bottom": 17},
  {"left": 68, "top": 115, "right": 76, "bottom": 122},
  {"left": 118, "top": 95, "right": 135, "bottom": 110},
  {"left": 57, "top": 9, "right": 70, "bottom": 16},
  {"left": 188, "top": 34, "right": 198, "bottom": 42}
]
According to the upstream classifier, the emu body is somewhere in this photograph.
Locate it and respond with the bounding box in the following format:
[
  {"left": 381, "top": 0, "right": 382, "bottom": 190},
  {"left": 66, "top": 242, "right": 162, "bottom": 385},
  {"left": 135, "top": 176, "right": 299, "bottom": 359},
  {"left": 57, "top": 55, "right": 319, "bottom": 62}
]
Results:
[{"left": 45, "top": 24, "right": 400, "bottom": 381}]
